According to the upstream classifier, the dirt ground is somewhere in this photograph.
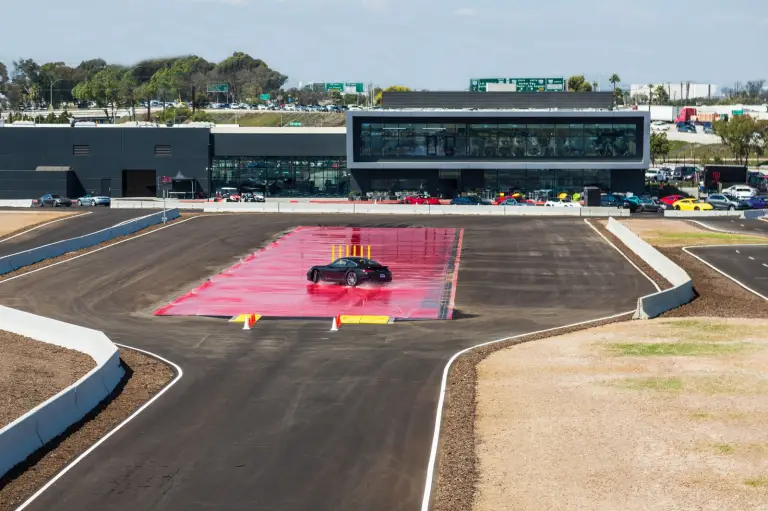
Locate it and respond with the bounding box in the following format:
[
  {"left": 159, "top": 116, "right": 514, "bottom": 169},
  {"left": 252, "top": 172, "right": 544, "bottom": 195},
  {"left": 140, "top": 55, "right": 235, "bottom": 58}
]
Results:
[
  {"left": 474, "top": 318, "right": 768, "bottom": 511},
  {"left": 0, "top": 212, "right": 78, "bottom": 238},
  {"left": 0, "top": 347, "right": 174, "bottom": 510},
  {"left": 0, "top": 330, "right": 94, "bottom": 429},
  {"left": 617, "top": 218, "right": 767, "bottom": 247}
]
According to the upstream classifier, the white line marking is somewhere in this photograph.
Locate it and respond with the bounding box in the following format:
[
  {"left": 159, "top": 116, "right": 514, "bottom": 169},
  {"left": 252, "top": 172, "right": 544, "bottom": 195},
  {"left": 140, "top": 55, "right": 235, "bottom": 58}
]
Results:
[
  {"left": 0, "top": 212, "right": 92, "bottom": 244},
  {"left": 0, "top": 217, "right": 197, "bottom": 284},
  {"left": 420, "top": 310, "right": 635, "bottom": 511},
  {"left": 14, "top": 344, "right": 183, "bottom": 511},
  {"left": 749, "top": 256, "right": 755, "bottom": 260},
  {"left": 688, "top": 219, "right": 737, "bottom": 234},
  {"left": 736, "top": 250, "right": 741, "bottom": 254},
  {"left": 583, "top": 219, "right": 661, "bottom": 292},
  {"left": 683, "top": 246, "right": 768, "bottom": 301},
  {"left": 763, "top": 264, "right": 768, "bottom": 268}
]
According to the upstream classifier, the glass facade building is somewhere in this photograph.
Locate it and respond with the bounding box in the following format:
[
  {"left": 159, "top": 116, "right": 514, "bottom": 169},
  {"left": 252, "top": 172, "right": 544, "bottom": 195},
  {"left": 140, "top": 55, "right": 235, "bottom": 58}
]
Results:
[
  {"left": 211, "top": 156, "right": 350, "bottom": 197},
  {"left": 356, "top": 120, "right": 640, "bottom": 161}
]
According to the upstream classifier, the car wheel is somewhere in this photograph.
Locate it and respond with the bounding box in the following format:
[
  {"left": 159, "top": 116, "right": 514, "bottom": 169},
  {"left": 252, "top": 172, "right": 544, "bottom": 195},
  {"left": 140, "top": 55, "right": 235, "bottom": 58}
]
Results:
[
  {"left": 91, "top": 200, "right": 96, "bottom": 207},
  {"left": 674, "top": 206, "right": 681, "bottom": 210},
  {"left": 694, "top": 206, "right": 700, "bottom": 211},
  {"left": 38, "top": 201, "right": 44, "bottom": 207},
  {"left": 77, "top": 200, "right": 82, "bottom": 206},
  {"left": 345, "top": 271, "right": 358, "bottom": 287},
  {"left": 310, "top": 270, "right": 319, "bottom": 283},
  {"left": 728, "top": 205, "right": 735, "bottom": 211},
  {"left": 637, "top": 206, "right": 644, "bottom": 213}
]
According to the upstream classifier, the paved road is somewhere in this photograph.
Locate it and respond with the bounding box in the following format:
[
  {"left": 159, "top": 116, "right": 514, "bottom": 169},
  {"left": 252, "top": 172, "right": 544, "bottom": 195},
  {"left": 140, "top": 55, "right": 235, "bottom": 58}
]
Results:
[
  {"left": 0, "top": 209, "right": 147, "bottom": 258},
  {"left": 0, "top": 215, "right": 656, "bottom": 511},
  {"left": 693, "top": 218, "right": 768, "bottom": 236},
  {"left": 686, "top": 245, "right": 768, "bottom": 299}
]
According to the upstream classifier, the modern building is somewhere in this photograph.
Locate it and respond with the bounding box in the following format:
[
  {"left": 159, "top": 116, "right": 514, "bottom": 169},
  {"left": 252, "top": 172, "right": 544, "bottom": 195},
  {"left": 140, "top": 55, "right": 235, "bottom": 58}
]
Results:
[{"left": 0, "top": 109, "right": 649, "bottom": 200}]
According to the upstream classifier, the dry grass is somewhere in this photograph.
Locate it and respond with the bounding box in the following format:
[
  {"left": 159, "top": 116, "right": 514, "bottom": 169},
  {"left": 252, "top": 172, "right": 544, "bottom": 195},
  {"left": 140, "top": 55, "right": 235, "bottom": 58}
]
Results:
[
  {"left": 616, "top": 218, "right": 767, "bottom": 247},
  {"left": 0, "top": 212, "right": 80, "bottom": 238},
  {"left": 474, "top": 317, "right": 768, "bottom": 511}
]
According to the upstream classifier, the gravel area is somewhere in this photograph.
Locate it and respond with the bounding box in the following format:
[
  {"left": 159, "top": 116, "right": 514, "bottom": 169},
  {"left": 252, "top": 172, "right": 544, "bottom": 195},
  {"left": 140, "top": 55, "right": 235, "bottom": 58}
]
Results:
[
  {"left": 0, "top": 347, "right": 174, "bottom": 510},
  {"left": 0, "top": 213, "right": 194, "bottom": 282},
  {"left": 0, "top": 331, "right": 95, "bottom": 429},
  {"left": 0, "top": 212, "right": 79, "bottom": 238},
  {"left": 474, "top": 318, "right": 768, "bottom": 511}
]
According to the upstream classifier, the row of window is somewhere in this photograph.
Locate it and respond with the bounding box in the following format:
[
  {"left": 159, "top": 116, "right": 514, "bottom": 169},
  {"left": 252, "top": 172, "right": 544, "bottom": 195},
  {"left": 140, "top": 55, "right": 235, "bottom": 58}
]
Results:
[
  {"left": 356, "top": 121, "right": 641, "bottom": 160},
  {"left": 212, "top": 157, "right": 350, "bottom": 197}
]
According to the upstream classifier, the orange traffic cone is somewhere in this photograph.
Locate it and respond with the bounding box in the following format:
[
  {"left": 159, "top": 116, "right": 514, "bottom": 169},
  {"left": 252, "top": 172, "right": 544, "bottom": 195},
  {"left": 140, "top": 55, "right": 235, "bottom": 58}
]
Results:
[
  {"left": 331, "top": 315, "right": 340, "bottom": 331},
  {"left": 243, "top": 314, "right": 254, "bottom": 330}
]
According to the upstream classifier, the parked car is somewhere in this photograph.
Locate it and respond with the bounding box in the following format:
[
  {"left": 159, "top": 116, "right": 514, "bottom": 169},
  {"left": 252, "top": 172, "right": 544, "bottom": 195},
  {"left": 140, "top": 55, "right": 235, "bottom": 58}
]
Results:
[
  {"left": 307, "top": 257, "right": 392, "bottom": 287},
  {"left": 721, "top": 185, "right": 758, "bottom": 200},
  {"left": 76, "top": 193, "right": 110, "bottom": 207},
  {"left": 706, "top": 193, "right": 750, "bottom": 211},
  {"left": 36, "top": 194, "right": 72, "bottom": 207},
  {"left": 499, "top": 198, "right": 534, "bottom": 206},
  {"left": 241, "top": 192, "right": 266, "bottom": 203},
  {"left": 677, "top": 166, "right": 699, "bottom": 181},
  {"left": 450, "top": 196, "right": 487, "bottom": 205},
  {"left": 651, "top": 121, "right": 669, "bottom": 132},
  {"left": 403, "top": 194, "right": 440, "bottom": 205},
  {"left": 544, "top": 198, "right": 581, "bottom": 208},
  {"left": 645, "top": 168, "right": 667, "bottom": 182},
  {"left": 600, "top": 194, "right": 638, "bottom": 212},
  {"left": 676, "top": 122, "right": 697, "bottom": 133},
  {"left": 659, "top": 194, "right": 686, "bottom": 206},
  {"left": 635, "top": 196, "right": 666, "bottom": 213},
  {"left": 743, "top": 196, "right": 766, "bottom": 209},
  {"left": 672, "top": 198, "right": 713, "bottom": 211}
]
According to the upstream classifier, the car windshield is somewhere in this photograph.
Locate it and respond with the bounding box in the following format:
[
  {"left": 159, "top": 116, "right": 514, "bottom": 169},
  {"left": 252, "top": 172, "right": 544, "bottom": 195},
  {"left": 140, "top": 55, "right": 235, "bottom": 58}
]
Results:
[{"left": 51, "top": 195, "right": 61, "bottom": 198}]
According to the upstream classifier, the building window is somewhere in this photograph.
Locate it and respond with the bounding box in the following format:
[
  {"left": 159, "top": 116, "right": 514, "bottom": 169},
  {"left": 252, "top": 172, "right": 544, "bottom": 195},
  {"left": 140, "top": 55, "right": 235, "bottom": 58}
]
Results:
[
  {"left": 155, "top": 145, "right": 172, "bottom": 156},
  {"left": 72, "top": 145, "right": 90, "bottom": 156}
]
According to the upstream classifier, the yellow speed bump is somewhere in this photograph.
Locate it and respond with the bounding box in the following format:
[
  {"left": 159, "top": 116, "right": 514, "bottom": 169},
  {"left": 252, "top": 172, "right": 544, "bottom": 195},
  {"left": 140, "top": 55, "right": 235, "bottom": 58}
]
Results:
[
  {"left": 230, "top": 314, "right": 262, "bottom": 323},
  {"left": 339, "top": 315, "right": 391, "bottom": 325}
]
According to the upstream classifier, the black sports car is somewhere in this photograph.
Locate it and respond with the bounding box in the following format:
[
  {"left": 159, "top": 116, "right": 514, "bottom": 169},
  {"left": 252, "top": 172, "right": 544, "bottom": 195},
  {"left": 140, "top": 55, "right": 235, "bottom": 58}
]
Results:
[{"left": 307, "top": 257, "right": 392, "bottom": 287}]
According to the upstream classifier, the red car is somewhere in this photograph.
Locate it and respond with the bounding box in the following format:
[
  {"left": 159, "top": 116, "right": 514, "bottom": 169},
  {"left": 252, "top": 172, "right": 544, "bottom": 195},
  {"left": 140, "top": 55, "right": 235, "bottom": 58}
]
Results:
[
  {"left": 660, "top": 194, "right": 685, "bottom": 206},
  {"left": 403, "top": 195, "right": 440, "bottom": 205}
]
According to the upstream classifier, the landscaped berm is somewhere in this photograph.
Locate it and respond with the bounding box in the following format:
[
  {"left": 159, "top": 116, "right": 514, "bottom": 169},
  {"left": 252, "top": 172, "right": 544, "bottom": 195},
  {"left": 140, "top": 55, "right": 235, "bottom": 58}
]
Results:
[
  {"left": 474, "top": 317, "right": 768, "bottom": 511},
  {"left": 0, "top": 211, "right": 78, "bottom": 239}
]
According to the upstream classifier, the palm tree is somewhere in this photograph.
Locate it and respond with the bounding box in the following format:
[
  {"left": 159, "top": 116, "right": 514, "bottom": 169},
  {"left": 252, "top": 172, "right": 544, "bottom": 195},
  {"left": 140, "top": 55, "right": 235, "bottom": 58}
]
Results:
[
  {"left": 592, "top": 81, "right": 598, "bottom": 92},
  {"left": 609, "top": 74, "right": 621, "bottom": 91},
  {"left": 648, "top": 83, "right": 654, "bottom": 105}
]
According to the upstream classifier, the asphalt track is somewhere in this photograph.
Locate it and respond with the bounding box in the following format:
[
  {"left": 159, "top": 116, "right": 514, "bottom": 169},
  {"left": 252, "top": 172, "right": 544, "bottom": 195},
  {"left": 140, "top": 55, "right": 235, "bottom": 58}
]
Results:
[
  {"left": 693, "top": 218, "right": 768, "bottom": 236},
  {"left": 0, "top": 214, "right": 656, "bottom": 511},
  {"left": 0, "top": 209, "right": 148, "bottom": 258},
  {"left": 685, "top": 245, "right": 768, "bottom": 300}
]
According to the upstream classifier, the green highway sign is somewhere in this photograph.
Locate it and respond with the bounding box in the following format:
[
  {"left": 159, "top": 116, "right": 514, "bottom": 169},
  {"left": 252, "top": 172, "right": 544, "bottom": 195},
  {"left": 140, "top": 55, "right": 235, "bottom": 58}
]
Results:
[
  {"left": 325, "top": 83, "right": 345, "bottom": 92},
  {"left": 206, "top": 83, "right": 229, "bottom": 93},
  {"left": 470, "top": 77, "right": 564, "bottom": 92},
  {"left": 345, "top": 82, "right": 364, "bottom": 93},
  {"left": 259, "top": 93, "right": 271, "bottom": 101}
]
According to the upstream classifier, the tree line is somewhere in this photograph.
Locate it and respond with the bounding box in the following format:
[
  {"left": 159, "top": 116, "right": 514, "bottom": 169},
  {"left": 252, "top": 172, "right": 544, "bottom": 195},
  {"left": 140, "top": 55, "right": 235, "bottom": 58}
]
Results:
[{"left": 0, "top": 52, "right": 293, "bottom": 120}]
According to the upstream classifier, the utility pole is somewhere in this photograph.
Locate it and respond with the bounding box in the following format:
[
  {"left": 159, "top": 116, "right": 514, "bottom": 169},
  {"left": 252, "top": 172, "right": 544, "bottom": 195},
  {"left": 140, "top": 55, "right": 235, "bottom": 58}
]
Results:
[{"left": 49, "top": 78, "right": 62, "bottom": 111}]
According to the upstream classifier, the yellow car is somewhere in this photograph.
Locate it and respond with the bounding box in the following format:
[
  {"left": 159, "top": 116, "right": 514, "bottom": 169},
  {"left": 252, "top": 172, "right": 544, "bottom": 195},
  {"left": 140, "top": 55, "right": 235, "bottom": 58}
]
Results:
[{"left": 672, "top": 198, "right": 713, "bottom": 211}]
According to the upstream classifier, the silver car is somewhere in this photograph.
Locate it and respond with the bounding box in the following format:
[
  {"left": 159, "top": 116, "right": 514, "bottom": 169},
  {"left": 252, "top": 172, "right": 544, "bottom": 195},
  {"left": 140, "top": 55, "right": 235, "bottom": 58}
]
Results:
[{"left": 77, "top": 194, "right": 111, "bottom": 207}]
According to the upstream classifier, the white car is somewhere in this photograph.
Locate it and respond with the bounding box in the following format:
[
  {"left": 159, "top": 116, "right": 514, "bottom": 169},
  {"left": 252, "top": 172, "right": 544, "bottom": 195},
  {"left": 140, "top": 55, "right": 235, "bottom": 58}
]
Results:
[
  {"left": 544, "top": 199, "right": 581, "bottom": 208},
  {"left": 651, "top": 121, "right": 670, "bottom": 132},
  {"left": 722, "top": 185, "right": 758, "bottom": 199}
]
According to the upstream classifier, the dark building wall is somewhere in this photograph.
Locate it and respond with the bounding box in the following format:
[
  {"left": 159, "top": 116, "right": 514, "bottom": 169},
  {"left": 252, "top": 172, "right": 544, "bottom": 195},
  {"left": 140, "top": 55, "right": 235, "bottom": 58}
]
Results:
[
  {"left": 212, "top": 132, "right": 346, "bottom": 157},
  {"left": 382, "top": 91, "right": 615, "bottom": 110},
  {"left": 610, "top": 169, "right": 645, "bottom": 195},
  {"left": 0, "top": 170, "right": 73, "bottom": 199},
  {"left": 0, "top": 127, "right": 211, "bottom": 197}
]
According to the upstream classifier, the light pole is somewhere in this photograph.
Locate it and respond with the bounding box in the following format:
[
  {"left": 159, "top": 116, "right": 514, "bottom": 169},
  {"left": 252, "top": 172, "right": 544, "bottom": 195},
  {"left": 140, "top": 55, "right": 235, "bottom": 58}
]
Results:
[{"left": 49, "top": 78, "right": 62, "bottom": 111}]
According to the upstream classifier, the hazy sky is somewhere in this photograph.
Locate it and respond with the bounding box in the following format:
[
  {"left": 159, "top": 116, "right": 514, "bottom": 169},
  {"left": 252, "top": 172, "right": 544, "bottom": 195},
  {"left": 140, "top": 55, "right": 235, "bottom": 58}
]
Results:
[{"left": 1, "top": 0, "right": 764, "bottom": 90}]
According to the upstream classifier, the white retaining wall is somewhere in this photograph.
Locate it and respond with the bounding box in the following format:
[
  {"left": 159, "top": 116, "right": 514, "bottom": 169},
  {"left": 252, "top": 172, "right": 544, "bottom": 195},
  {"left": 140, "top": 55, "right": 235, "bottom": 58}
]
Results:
[
  {"left": 607, "top": 218, "right": 695, "bottom": 319},
  {"left": 0, "top": 306, "right": 124, "bottom": 478},
  {"left": 199, "top": 202, "right": 631, "bottom": 217},
  {"left": 0, "top": 209, "right": 180, "bottom": 275},
  {"left": 664, "top": 210, "right": 743, "bottom": 218},
  {"left": 0, "top": 199, "right": 34, "bottom": 208}
]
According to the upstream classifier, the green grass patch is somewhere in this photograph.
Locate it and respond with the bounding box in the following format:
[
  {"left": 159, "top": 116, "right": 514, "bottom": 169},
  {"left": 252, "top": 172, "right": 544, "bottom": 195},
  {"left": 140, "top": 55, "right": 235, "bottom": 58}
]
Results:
[
  {"left": 619, "top": 377, "right": 685, "bottom": 392},
  {"left": 713, "top": 443, "right": 735, "bottom": 454},
  {"left": 651, "top": 232, "right": 765, "bottom": 243},
  {"left": 606, "top": 342, "right": 749, "bottom": 357},
  {"left": 745, "top": 476, "right": 768, "bottom": 487},
  {"left": 690, "top": 411, "right": 714, "bottom": 419}
]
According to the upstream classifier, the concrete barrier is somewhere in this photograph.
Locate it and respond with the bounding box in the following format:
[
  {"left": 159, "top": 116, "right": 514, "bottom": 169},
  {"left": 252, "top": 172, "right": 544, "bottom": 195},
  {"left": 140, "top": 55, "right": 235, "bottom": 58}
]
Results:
[
  {"left": 0, "top": 306, "right": 124, "bottom": 478},
  {"left": 0, "top": 209, "right": 179, "bottom": 275},
  {"left": 664, "top": 210, "right": 742, "bottom": 218},
  {"left": 204, "top": 202, "right": 279, "bottom": 213},
  {"left": 579, "top": 207, "right": 631, "bottom": 217},
  {"left": 0, "top": 199, "right": 33, "bottom": 208},
  {"left": 277, "top": 202, "right": 355, "bottom": 214},
  {"left": 354, "top": 204, "right": 426, "bottom": 215},
  {"left": 607, "top": 218, "right": 694, "bottom": 319},
  {"left": 743, "top": 210, "right": 768, "bottom": 219}
]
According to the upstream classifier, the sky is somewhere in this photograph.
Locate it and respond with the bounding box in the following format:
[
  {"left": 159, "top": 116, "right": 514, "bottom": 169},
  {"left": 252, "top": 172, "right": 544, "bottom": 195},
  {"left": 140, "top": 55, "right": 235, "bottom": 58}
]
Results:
[{"left": 0, "top": 0, "right": 765, "bottom": 90}]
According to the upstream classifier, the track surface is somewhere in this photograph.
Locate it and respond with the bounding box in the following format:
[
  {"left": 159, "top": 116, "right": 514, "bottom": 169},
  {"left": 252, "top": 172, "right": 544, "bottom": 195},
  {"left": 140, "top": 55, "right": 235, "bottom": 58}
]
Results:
[
  {"left": 694, "top": 218, "right": 768, "bottom": 236},
  {"left": 0, "top": 214, "right": 656, "bottom": 511},
  {"left": 0, "top": 209, "right": 147, "bottom": 258},
  {"left": 686, "top": 245, "right": 768, "bottom": 299}
]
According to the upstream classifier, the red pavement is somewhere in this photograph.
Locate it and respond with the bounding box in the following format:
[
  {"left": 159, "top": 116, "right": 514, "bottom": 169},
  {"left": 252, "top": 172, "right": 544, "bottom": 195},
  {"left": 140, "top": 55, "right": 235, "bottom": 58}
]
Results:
[{"left": 155, "top": 226, "right": 462, "bottom": 320}]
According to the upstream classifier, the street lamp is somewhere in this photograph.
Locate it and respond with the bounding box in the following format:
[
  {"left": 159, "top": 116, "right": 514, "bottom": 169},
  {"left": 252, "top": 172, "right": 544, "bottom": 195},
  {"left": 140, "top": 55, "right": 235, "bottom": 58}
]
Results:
[{"left": 49, "top": 78, "right": 63, "bottom": 111}]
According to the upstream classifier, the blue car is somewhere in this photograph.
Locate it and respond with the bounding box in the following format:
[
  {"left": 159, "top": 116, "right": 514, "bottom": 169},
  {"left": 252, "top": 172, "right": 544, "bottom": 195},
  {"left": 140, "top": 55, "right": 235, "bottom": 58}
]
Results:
[
  {"left": 77, "top": 194, "right": 111, "bottom": 207},
  {"left": 744, "top": 196, "right": 766, "bottom": 209},
  {"left": 676, "top": 122, "right": 696, "bottom": 133},
  {"left": 450, "top": 196, "right": 491, "bottom": 205},
  {"left": 500, "top": 198, "right": 533, "bottom": 206}
]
